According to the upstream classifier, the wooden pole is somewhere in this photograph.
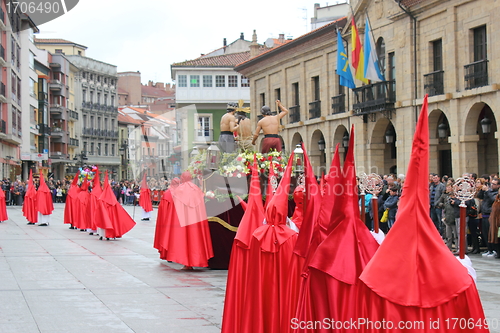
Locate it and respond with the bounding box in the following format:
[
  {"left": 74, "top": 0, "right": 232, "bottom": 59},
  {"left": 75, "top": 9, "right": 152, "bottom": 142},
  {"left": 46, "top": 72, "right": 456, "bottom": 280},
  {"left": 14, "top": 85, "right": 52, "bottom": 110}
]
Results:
[
  {"left": 459, "top": 203, "right": 466, "bottom": 259},
  {"left": 360, "top": 193, "right": 366, "bottom": 223},
  {"left": 372, "top": 196, "right": 379, "bottom": 233}
]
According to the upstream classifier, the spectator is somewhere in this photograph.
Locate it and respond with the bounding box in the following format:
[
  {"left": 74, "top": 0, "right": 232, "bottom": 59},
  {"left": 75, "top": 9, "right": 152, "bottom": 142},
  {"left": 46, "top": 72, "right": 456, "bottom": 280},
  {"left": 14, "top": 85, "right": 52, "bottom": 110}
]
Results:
[
  {"left": 437, "top": 184, "right": 457, "bottom": 252},
  {"left": 383, "top": 186, "right": 399, "bottom": 230},
  {"left": 429, "top": 173, "right": 445, "bottom": 234},
  {"left": 477, "top": 178, "right": 500, "bottom": 258}
]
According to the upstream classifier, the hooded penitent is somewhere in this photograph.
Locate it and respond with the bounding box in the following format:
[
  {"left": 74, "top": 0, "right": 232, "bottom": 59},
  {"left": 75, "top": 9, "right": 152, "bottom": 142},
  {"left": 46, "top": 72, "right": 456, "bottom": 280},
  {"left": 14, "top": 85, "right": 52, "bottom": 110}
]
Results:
[
  {"left": 36, "top": 171, "right": 54, "bottom": 216},
  {"left": 358, "top": 95, "right": 487, "bottom": 332},
  {"left": 139, "top": 172, "right": 153, "bottom": 213},
  {"left": 63, "top": 171, "right": 80, "bottom": 226},
  {"left": 23, "top": 169, "right": 38, "bottom": 224}
]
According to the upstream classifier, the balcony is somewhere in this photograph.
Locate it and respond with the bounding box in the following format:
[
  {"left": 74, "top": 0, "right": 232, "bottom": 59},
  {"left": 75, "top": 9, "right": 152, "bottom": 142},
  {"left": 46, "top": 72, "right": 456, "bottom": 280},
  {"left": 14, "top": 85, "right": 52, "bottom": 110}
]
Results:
[
  {"left": 82, "top": 101, "right": 92, "bottom": 109},
  {"left": 50, "top": 152, "right": 70, "bottom": 160},
  {"left": 0, "top": 82, "right": 6, "bottom": 103},
  {"left": 331, "top": 94, "right": 346, "bottom": 114},
  {"left": 69, "top": 110, "right": 79, "bottom": 121},
  {"left": 50, "top": 104, "right": 66, "bottom": 119},
  {"left": 69, "top": 138, "right": 79, "bottom": 147},
  {"left": 465, "top": 59, "right": 488, "bottom": 90},
  {"left": 38, "top": 124, "right": 51, "bottom": 136},
  {"left": 352, "top": 80, "right": 396, "bottom": 118},
  {"left": 308, "top": 100, "right": 321, "bottom": 120},
  {"left": 424, "top": 70, "right": 444, "bottom": 97},
  {"left": 0, "top": 45, "right": 5, "bottom": 66},
  {"left": 289, "top": 105, "right": 300, "bottom": 123},
  {"left": 194, "top": 129, "right": 213, "bottom": 143},
  {"left": 49, "top": 80, "right": 64, "bottom": 94}
]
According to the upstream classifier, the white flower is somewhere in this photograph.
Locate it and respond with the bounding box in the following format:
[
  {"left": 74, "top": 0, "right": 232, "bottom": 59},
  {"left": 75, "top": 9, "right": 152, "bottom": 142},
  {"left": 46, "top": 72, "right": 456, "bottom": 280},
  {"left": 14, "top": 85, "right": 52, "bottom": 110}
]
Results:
[
  {"left": 237, "top": 173, "right": 242, "bottom": 178},
  {"left": 261, "top": 163, "right": 266, "bottom": 168},
  {"left": 236, "top": 165, "right": 242, "bottom": 171},
  {"left": 223, "top": 165, "right": 228, "bottom": 170}
]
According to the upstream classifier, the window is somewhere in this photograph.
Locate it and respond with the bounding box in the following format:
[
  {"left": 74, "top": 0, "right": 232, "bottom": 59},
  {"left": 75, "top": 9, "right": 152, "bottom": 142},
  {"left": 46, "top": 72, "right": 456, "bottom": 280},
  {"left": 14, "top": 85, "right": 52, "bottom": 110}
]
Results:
[
  {"left": 104, "top": 94, "right": 107, "bottom": 105},
  {"left": 104, "top": 118, "right": 108, "bottom": 130},
  {"left": 30, "top": 79, "right": 36, "bottom": 97},
  {"left": 312, "top": 76, "right": 320, "bottom": 101},
  {"left": 203, "top": 75, "right": 212, "bottom": 87},
  {"left": 111, "top": 144, "right": 115, "bottom": 156},
  {"left": 90, "top": 116, "right": 94, "bottom": 128},
  {"left": 83, "top": 115, "right": 87, "bottom": 128},
  {"left": 388, "top": 52, "right": 396, "bottom": 98},
  {"left": 433, "top": 39, "right": 443, "bottom": 71},
  {"left": 190, "top": 75, "right": 200, "bottom": 87},
  {"left": 215, "top": 75, "right": 225, "bottom": 87},
  {"left": 82, "top": 89, "right": 86, "bottom": 102},
  {"left": 473, "top": 25, "right": 487, "bottom": 62},
  {"left": 90, "top": 143, "right": 94, "bottom": 155},
  {"left": 292, "top": 82, "right": 299, "bottom": 106},
  {"left": 83, "top": 142, "right": 87, "bottom": 154},
  {"left": 105, "top": 144, "right": 108, "bottom": 156},
  {"left": 78, "top": 50, "right": 82, "bottom": 56},
  {"left": 111, "top": 95, "right": 115, "bottom": 106},
  {"left": 178, "top": 75, "right": 187, "bottom": 87},
  {"left": 97, "top": 117, "right": 101, "bottom": 130},
  {"left": 97, "top": 93, "right": 101, "bottom": 104},
  {"left": 111, "top": 119, "right": 115, "bottom": 130},
  {"left": 228, "top": 75, "right": 238, "bottom": 87},
  {"left": 196, "top": 115, "right": 212, "bottom": 140},
  {"left": 97, "top": 143, "right": 101, "bottom": 155},
  {"left": 260, "top": 93, "right": 265, "bottom": 107},
  {"left": 90, "top": 91, "right": 94, "bottom": 103},
  {"left": 17, "top": 110, "right": 21, "bottom": 136},
  {"left": 55, "top": 49, "right": 63, "bottom": 54},
  {"left": 29, "top": 52, "right": 34, "bottom": 69},
  {"left": 241, "top": 76, "right": 250, "bottom": 87},
  {"left": 376, "top": 38, "right": 386, "bottom": 75},
  {"left": 275, "top": 88, "right": 281, "bottom": 102}
]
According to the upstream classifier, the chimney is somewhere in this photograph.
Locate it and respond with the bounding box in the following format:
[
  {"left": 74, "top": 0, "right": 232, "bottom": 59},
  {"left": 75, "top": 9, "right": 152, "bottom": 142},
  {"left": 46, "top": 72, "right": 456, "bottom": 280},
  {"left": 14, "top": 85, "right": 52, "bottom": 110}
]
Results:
[
  {"left": 223, "top": 38, "right": 227, "bottom": 47},
  {"left": 278, "top": 33, "right": 285, "bottom": 43},
  {"left": 148, "top": 80, "right": 153, "bottom": 87},
  {"left": 156, "top": 82, "right": 164, "bottom": 89},
  {"left": 250, "top": 30, "right": 260, "bottom": 58},
  {"left": 240, "top": 32, "right": 244, "bottom": 40}
]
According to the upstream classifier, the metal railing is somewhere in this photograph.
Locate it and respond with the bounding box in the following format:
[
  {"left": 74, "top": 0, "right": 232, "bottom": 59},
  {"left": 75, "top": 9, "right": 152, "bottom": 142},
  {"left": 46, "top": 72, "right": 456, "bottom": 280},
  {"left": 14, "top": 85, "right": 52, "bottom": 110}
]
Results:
[
  {"left": 424, "top": 70, "right": 444, "bottom": 96},
  {"left": 331, "top": 94, "right": 346, "bottom": 114},
  {"left": 69, "top": 110, "right": 79, "bottom": 120},
  {"left": 352, "top": 80, "right": 396, "bottom": 115},
  {"left": 464, "top": 59, "right": 488, "bottom": 90},
  {"left": 289, "top": 105, "right": 300, "bottom": 123},
  {"left": 69, "top": 138, "right": 79, "bottom": 146},
  {"left": 308, "top": 100, "right": 321, "bottom": 119}
]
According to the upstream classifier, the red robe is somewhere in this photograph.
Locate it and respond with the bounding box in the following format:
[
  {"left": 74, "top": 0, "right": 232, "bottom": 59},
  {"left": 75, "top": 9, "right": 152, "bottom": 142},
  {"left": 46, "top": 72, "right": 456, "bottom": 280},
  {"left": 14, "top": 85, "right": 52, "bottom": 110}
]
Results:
[
  {"left": 75, "top": 178, "right": 91, "bottom": 230},
  {"left": 238, "top": 154, "right": 298, "bottom": 333},
  {"left": 0, "top": 185, "right": 7, "bottom": 221},
  {"left": 222, "top": 157, "right": 264, "bottom": 333},
  {"left": 36, "top": 171, "right": 54, "bottom": 216},
  {"left": 96, "top": 172, "right": 136, "bottom": 238},
  {"left": 22, "top": 170, "right": 37, "bottom": 223},
  {"left": 291, "top": 185, "right": 304, "bottom": 229},
  {"left": 154, "top": 179, "right": 180, "bottom": 259},
  {"left": 155, "top": 172, "right": 213, "bottom": 267},
  {"left": 89, "top": 170, "right": 103, "bottom": 231},
  {"left": 358, "top": 96, "right": 487, "bottom": 332},
  {"left": 63, "top": 171, "right": 80, "bottom": 225},
  {"left": 139, "top": 173, "right": 153, "bottom": 213}
]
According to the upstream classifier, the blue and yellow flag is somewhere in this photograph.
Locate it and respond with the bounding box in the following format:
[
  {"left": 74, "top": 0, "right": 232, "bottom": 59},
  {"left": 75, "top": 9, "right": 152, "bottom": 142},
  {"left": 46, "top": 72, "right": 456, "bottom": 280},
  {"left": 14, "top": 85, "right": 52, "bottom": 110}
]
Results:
[{"left": 336, "top": 30, "right": 356, "bottom": 89}]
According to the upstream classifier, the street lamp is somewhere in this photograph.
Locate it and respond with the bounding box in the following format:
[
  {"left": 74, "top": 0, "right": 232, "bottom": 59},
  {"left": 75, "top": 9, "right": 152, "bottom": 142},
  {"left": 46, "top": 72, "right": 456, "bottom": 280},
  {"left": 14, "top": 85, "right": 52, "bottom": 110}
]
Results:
[
  {"left": 385, "top": 128, "right": 395, "bottom": 144},
  {"left": 481, "top": 117, "right": 492, "bottom": 134},
  {"left": 438, "top": 122, "right": 449, "bottom": 139},
  {"left": 318, "top": 138, "right": 326, "bottom": 152},
  {"left": 342, "top": 132, "right": 350, "bottom": 148}
]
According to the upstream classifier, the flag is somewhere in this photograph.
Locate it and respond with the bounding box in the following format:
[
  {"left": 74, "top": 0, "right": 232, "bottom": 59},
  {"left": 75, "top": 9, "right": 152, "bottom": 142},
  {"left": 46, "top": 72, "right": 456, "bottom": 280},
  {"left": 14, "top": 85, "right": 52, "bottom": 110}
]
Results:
[
  {"left": 364, "top": 17, "right": 385, "bottom": 82},
  {"left": 351, "top": 17, "right": 369, "bottom": 84},
  {"left": 336, "top": 30, "right": 356, "bottom": 89}
]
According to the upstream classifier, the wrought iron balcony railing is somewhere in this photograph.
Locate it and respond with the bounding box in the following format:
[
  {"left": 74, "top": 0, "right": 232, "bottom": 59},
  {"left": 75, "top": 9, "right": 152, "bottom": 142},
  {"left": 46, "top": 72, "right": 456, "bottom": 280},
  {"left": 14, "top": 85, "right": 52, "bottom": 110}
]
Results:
[
  {"left": 331, "top": 94, "right": 346, "bottom": 114},
  {"left": 289, "top": 105, "right": 300, "bottom": 123},
  {"left": 352, "top": 80, "right": 396, "bottom": 116},
  {"left": 424, "top": 70, "right": 444, "bottom": 97},
  {"left": 464, "top": 59, "right": 488, "bottom": 90},
  {"left": 308, "top": 100, "right": 321, "bottom": 119}
]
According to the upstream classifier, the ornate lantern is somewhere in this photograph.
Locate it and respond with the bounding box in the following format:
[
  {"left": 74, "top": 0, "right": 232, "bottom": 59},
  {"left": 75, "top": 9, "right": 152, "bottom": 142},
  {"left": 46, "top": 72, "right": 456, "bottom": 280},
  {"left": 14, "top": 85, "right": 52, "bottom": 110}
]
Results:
[
  {"left": 190, "top": 146, "right": 199, "bottom": 159},
  {"left": 206, "top": 142, "right": 220, "bottom": 170},
  {"left": 481, "top": 117, "right": 492, "bottom": 134},
  {"left": 293, "top": 144, "right": 304, "bottom": 173}
]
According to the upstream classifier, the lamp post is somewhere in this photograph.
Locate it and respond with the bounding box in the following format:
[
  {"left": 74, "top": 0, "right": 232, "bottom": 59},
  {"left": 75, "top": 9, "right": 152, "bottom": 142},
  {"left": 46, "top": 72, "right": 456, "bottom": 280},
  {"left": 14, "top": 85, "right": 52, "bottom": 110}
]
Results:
[
  {"left": 206, "top": 142, "right": 220, "bottom": 170},
  {"left": 342, "top": 132, "right": 349, "bottom": 148},
  {"left": 318, "top": 138, "right": 326, "bottom": 164},
  {"left": 385, "top": 128, "right": 395, "bottom": 144},
  {"left": 438, "top": 122, "right": 449, "bottom": 139}
]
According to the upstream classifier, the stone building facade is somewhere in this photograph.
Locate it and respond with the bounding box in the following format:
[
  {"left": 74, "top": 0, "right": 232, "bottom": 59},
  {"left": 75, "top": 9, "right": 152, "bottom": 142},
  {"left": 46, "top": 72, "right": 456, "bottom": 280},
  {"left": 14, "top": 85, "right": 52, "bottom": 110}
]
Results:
[{"left": 235, "top": 0, "right": 500, "bottom": 178}]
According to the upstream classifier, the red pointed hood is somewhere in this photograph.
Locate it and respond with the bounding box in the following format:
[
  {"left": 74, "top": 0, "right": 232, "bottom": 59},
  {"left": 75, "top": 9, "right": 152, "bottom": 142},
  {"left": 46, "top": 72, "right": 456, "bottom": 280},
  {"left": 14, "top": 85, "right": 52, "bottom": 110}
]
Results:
[
  {"left": 294, "top": 142, "right": 322, "bottom": 257},
  {"left": 253, "top": 153, "right": 296, "bottom": 252},
  {"left": 360, "top": 95, "right": 472, "bottom": 307},
  {"left": 80, "top": 176, "right": 89, "bottom": 192},
  {"left": 91, "top": 169, "right": 102, "bottom": 197},
  {"left": 25, "top": 169, "right": 36, "bottom": 198},
  {"left": 99, "top": 171, "right": 117, "bottom": 206},
  {"left": 36, "top": 171, "right": 54, "bottom": 215},
  {"left": 309, "top": 125, "right": 379, "bottom": 285},
  {"left": 320, "top": 144, "right": 342, "bottom": 229},
  {"left": 67, "top": 171, "right": 81, "bottom": 198},
  {"left": 264, "top": 161, "right": 275, "bottom": 208},
  {"left": 234, "top": 155, "right": 264, "bottom": 248},
  {"left": 139, "top": 172, "right": 153, "bottom": 212}
]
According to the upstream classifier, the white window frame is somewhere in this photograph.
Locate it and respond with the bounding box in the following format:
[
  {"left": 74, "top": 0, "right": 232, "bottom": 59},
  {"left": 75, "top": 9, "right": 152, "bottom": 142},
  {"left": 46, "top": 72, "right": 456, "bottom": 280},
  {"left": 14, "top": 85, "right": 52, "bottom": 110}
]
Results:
[{"left": 194, "top": 113, "right": 213, "bottom": 142}]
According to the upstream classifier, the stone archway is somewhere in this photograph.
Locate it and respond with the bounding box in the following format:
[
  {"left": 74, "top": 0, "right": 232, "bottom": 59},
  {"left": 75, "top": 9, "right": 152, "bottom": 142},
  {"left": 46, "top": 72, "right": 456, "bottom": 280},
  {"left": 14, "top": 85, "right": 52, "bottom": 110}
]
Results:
[
  {"left": 429, "top": 109, "right": 452, "bottom": 177},
  {"left": 310, "top": 129, "right": 326, "bottom": 176},
  {"left": 369, "top": 118, "right": 396, "bottom": 175},
  {"left": 291, "top": 132, "right": 303, "bottom": 150},
  {"left": 333, "top": 125, "right": 349, "bottom": 163},
  {"left": 464, "top": 103, "right": 498, "bottom": 176}
]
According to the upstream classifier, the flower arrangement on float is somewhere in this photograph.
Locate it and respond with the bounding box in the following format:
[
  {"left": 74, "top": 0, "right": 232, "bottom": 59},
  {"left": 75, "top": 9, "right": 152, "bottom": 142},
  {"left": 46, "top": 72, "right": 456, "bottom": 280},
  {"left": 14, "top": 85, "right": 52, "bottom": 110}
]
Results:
[
  {"left": 78, "top": 165, "right": 97, "bottom": 184},
  {"left": 219, "top": 149, "right": 290, "bottom": 178}
]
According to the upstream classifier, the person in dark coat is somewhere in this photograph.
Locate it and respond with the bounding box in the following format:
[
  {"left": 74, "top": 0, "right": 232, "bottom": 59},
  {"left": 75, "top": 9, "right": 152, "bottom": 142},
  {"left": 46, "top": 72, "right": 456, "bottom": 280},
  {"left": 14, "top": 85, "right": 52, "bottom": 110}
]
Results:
[{"left": 383, "top": 186, "right": 399, "bottom": 230}]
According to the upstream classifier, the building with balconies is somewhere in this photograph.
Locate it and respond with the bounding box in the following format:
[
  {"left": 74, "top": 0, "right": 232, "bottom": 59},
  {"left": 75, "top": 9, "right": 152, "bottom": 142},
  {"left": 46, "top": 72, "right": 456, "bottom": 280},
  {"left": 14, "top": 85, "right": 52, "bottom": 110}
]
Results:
[{"left": 235, "top": 0, "right": 500, "bottom": 178}]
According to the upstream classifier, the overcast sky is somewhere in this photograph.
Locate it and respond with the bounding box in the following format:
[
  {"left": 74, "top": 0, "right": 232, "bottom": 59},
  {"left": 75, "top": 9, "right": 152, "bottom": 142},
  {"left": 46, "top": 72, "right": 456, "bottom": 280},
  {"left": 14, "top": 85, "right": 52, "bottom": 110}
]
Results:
[{"left": 36, "top": 0, "right": 342, "bottom": 84}]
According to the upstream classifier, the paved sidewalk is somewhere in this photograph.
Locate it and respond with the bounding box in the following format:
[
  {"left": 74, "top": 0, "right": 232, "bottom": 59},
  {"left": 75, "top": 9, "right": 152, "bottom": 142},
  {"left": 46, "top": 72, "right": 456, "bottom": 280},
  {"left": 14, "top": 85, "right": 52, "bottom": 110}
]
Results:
[{"left": 1, "top": 204, "right": 500, "bottom": 333}]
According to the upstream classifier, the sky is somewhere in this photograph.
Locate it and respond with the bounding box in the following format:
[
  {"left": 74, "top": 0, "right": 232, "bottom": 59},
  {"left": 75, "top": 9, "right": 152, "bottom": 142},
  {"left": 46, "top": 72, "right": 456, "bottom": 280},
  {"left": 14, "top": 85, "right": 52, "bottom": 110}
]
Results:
[{"left": 36, "top": 0, "right": 345, "bottom": 84}]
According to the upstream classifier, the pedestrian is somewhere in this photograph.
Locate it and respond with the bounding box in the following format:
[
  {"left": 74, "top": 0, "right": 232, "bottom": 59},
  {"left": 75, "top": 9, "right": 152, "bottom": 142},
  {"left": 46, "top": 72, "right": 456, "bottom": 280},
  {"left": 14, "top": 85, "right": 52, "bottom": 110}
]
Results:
[{"left": 478, "top": 178, "right": 500, "bottom": 257}]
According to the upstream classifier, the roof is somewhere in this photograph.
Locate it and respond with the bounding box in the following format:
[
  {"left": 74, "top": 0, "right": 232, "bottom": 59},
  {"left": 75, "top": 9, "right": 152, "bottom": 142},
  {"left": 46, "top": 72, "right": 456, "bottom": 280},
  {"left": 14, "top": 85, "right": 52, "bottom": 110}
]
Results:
[
  {"left": 172, "top": 51, "right": 252, "bottom": 68},
  {"left": 141, "top": 85, "right": 172, "bottom": 98},
  {"left": 235, "top": 17, "right": 347, "bottom": 71},
  {"left": 117, "top": 87, "right": 129, "bottom": 95},
  {"left": 34, "top": 38, "right": 87, "bottom": 50}
]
